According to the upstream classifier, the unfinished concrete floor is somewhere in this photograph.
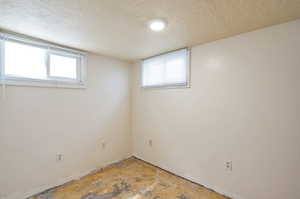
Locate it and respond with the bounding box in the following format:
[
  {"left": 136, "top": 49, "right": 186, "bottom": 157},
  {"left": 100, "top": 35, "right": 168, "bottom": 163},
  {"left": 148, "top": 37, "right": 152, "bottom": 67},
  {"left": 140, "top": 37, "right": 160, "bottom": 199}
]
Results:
[{"left": 31, "top": 157, "right": 228, "bottom": 199}]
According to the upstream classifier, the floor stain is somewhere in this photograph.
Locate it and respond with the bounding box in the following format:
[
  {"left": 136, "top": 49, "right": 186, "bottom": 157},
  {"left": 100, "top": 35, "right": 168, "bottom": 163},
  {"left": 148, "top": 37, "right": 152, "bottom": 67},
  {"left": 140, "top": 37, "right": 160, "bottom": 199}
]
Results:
[
  {"left": 177, "top": 194, "right": 190, "bottom": 199},
  {"left": 34, "top": 190, "right": 54, "bottom": 199}
]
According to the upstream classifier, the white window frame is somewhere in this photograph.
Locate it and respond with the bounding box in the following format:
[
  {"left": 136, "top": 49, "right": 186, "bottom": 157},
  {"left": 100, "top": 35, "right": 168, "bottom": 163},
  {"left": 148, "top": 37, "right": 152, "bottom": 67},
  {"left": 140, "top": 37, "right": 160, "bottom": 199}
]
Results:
[
  {"left": 141, "top": 48, "right": 191, "bottom": 89},
  {"left": 0, "top": 32, "right": 87, "bottom": 89}
]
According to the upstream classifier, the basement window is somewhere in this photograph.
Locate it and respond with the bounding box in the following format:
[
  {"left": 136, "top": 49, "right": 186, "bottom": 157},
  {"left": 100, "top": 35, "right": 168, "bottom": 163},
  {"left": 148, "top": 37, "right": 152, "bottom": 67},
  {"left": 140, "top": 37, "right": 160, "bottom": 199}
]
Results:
[
  {"left": 0, "top": 33, "right": 86, "bottom": 88},
  {"left": 141, "top": 48, "right": 190, "bottom": 88}
]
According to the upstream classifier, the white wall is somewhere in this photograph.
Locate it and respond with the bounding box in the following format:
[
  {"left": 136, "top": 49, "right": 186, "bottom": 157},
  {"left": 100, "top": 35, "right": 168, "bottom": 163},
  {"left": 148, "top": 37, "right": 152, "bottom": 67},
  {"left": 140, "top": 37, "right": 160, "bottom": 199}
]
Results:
[
  {"left": 0, "top": 54, "right": 132, "bottom": 199},
  {"left": 132, "top": 20, "right": 300, "bottom": 199}
]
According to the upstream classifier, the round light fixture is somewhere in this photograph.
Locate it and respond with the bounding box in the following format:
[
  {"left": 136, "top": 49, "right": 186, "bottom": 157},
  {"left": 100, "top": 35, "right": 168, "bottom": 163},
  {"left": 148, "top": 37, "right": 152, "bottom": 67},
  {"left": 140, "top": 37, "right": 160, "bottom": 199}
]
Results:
[{"left": 148, "top": 19, "right": 167, "bottom": 32}]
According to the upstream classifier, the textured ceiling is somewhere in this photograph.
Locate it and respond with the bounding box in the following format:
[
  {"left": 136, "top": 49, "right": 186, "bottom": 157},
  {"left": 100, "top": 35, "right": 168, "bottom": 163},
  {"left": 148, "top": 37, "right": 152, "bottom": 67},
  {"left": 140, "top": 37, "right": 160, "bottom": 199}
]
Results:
[{"left": 0, "top": 0, "right": 300, "bottom": 61}]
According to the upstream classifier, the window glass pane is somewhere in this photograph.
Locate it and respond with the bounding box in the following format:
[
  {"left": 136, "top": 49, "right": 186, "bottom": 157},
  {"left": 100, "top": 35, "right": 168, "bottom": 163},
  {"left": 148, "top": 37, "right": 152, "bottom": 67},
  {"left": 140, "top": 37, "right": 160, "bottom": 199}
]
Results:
[
  {"left": 4, "top": 41, "right": 47, "bottom": 79},
  {"left": 142, "top": 49, "right": 188, "bottom": 87},
  {"left": 142, "top": 57, "right": 164, "bottom": 86},
  {"left": 49, "top": 54, "right": 77, "bottom": 79},
  {"left": 165, "top": 57, "right": 186, "bottom": 83}
]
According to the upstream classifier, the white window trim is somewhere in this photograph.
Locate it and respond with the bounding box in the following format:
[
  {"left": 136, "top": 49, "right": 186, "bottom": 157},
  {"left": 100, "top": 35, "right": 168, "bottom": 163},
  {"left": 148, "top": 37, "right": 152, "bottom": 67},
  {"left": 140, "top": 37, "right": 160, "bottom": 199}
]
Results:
[
  {"left": 140, "top": 48, "right": 191, "bottom": 89},
  {"left": 0, "top": 32, "right": 87, "bottom": 89}
]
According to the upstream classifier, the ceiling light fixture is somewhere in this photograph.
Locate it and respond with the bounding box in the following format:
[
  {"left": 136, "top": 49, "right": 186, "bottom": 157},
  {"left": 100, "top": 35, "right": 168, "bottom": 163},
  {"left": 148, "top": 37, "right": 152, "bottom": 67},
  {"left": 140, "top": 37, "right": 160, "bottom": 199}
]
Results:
[{"left": 148, "top": 19, "right": 167, "bottom": 32}]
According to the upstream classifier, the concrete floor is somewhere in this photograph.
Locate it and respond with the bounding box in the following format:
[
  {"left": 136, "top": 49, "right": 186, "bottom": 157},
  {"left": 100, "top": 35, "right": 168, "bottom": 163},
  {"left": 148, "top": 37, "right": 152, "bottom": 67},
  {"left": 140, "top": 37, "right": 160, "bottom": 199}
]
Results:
[{"left": 31, "top": 157, "right": 229, "bottom": 199}]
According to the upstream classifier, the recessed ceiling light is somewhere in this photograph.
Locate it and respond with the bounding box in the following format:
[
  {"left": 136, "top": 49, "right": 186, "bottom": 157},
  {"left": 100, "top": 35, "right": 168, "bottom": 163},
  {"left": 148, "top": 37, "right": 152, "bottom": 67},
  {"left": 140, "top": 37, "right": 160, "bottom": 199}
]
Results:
[{"left": 148, "top": 19, "right": 167, "bottom": 32}]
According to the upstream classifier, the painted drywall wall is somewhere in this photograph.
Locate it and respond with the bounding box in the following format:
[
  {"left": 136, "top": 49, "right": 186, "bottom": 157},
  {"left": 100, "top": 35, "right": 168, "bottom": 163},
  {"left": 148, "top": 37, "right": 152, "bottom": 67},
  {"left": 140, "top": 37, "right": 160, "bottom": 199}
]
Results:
[
  {"left": 0, "top": 54, "right": 132, "bottom": 199},
  {"left": 132, "top": 20, "right": 300, "bottom": 199}
]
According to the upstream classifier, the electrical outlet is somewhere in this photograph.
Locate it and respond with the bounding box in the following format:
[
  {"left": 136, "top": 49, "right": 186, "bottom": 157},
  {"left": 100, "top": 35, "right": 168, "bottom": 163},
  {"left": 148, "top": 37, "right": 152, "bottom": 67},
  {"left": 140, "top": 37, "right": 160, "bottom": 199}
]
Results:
[
  {"left": 56, "top": 154, "right": 64, "bottom": 162},
  {"left": 101, "top": 142, "right": 106, "bottom": 149},
  {"left": 226, "top": 161, "right": 232, "bottom": 171},
  {"left": 148, "top": 139, "right": 153, "bottom": 147},
  {"left": 98, "top": 138, "right": 106, "bottom": 150}
]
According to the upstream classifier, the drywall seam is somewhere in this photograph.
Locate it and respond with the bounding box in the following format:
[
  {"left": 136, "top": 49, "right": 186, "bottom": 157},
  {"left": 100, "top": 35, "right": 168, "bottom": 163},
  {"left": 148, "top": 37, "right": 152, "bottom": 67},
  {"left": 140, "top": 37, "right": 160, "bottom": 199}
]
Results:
[{"left": 128, "top": 65, "right": 134, "bottom": 155}]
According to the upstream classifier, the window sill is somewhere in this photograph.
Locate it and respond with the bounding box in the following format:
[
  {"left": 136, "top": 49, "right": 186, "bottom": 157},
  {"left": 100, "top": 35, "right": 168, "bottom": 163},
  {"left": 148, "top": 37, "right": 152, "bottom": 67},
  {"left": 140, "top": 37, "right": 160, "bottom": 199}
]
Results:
[
  {"left": 141, "top": 83, "right": 190, "bottom": 89},
  {"left": 0, "top": 78, "right": 86, "bottom": 89}
]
